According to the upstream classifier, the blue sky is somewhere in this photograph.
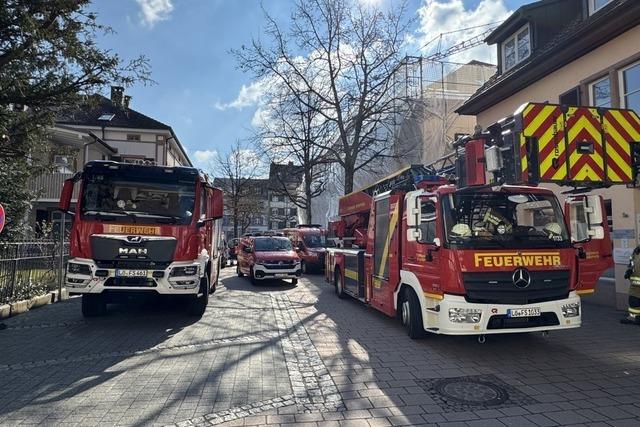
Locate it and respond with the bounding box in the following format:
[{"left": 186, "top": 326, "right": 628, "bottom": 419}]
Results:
[{"left": 90, "top": 0, "right": 530, "bottom": 170}]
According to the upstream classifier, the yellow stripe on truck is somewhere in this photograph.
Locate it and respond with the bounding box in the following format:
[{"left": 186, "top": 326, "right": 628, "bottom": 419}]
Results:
[{"left": 344, "top": 268, "right": 358, "bottom": 281}]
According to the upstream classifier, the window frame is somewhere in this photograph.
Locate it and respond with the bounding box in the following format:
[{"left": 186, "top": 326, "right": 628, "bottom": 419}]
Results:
[
  {"left": 618, "top": 60, "right": 640, "bottom": 109},
  {"left": 588, "top": 75, "right": 612, "bottom": 107},
  {"left": 501, "top": 24, "right": 531, "bottom": 72}
]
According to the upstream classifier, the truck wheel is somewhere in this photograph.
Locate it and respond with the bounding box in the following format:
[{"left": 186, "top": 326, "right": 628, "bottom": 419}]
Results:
[
  {"left": 188, "top": 277, "right": 209, "bottom": 317},
  {"left": 250, "top": 267, "right": 258, "bottom": 286},
  {"left": 401, "top": 290, "right": 425, "bottom": 339},
  {"left": 334, "top": 270, "right": 346, "bottom": 299},
  {"left": 237, "top": 264, "right": 244, "bottom": 277},
  {"left": 291, "top": 278, "right": 298, "bottom": 286},
  {"left": 82, "top": 294, "right": 106, "bottom": 317}
]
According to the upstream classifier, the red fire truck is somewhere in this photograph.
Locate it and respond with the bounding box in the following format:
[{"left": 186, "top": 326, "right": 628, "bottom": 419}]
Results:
[
  {"left": 326, "top": 102, "right": 640, "bottom": 339},
  {"left": 59, "top": 161, "right": 224, "bottom": 317}
]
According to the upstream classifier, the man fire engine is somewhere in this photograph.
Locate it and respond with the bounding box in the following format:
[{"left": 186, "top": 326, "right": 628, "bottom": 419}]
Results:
[
  {"left": 59, "top": 161, "right": 224, "bottom": 317},
  {"left": 326, "top": 102, "right": 640, "bottom": 339}
]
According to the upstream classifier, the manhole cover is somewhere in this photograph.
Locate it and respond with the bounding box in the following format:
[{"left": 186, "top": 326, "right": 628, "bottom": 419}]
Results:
[
  {"left": 435, "top": 377, "right": 508, "bottom": 406},
  {"left": 416, "top": 375, "right": 537, "bottom": 413}
]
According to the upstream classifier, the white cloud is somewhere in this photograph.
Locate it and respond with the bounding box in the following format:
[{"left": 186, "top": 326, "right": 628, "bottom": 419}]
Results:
[
  {"left": 214, "top": 80, "right": 269, "bottom": 111},
  {"left": 193, "top": 149, "right": 217, "bottom": 168},
  {"left": 136, "top": 0, "right": 174, "bottom": 28},
  {"left": 415, "top": 0, "right": 511, "bottom": 64}
]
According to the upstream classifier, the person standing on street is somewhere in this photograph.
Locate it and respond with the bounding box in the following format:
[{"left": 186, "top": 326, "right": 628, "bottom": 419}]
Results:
[{"left": 622, "top": 246, "right": 640, "bottom": 324}]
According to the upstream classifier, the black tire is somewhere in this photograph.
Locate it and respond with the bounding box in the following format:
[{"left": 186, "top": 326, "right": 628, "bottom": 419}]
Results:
[
  {"left": 188, "top": 276, "right": 209, "bottom": 317},
  {"left": 334, "top": 269, "right": 346, "bottom": 299},
  {"left": 291, "top": 278, "right": 298, "bottom": 286},
  {"left": 82, "top": 294, "right": 106, "bottom": 317},
  {"left": 237, "top": 264, "right": 244, "bottom": 277},
  {"left": 250, "top": 267, "right": 258, "bottom": 286},
  {"left": 400, "top": 289, "right": 425, "bottom": 339}
]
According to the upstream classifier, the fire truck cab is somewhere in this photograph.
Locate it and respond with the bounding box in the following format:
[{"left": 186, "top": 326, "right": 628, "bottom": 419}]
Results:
[
  {"left": 282, "top": 225, "right": 327, "bottom": 273},
  {"left": 327, "top": 102, "right": 640, "bottom": 338},
  {"left": 59, "top": 161, "right": 224, "bottom": 318},
  {"left": 236, "top": 232, "right": 301, "bottom": 285}
]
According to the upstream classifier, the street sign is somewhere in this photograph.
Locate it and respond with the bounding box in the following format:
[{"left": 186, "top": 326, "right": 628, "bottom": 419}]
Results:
[{"left": 0, "top": 203, "right": 4, "bottom": 234}]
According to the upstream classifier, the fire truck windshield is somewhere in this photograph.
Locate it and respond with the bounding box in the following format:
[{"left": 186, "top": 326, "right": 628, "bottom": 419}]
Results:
[
  {"left": 80, "top": 172, "right": 196, "bottom": 225},
  {"left": 441, "top": 191, "right": 570, "bottom": 249},
  {"left": 303, "top": 235, "right": 325, "bottom": 248}
]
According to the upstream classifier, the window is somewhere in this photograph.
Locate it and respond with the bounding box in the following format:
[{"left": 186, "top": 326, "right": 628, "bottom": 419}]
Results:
[
  {"left": 278, "top": 208, "right": 285, "bottom": 216},
  {"left": 289, "top": 208, "right": 297, "bottom": 216},
  {"left": 502, "top": 25, "right": 530, "bottom": 72},
  {"left": 620, "top": 62, "right": 640, "bottom": 111},
  {"left": 589, "top": 76, "right": 611, "bottom": 107},
  {"left": 559, "top": 87, "right": 580, "bottom": 106},
  {"left": 589, "top": 0, "right": 613, "bottom": 14},
  {"left": 126, "top": 134, "right": 141, "bottom": 141},
  {"left": 373, "top": 198, "right": 390, "bottom": 278},
  {"left": 419, "top": 200, "right": 437, "bottom": 244}
]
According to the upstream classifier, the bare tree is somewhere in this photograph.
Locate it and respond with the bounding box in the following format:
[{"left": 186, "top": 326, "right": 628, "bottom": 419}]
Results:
[
  {"left": 213, "top": 141, "right": 265, "bottom": 238},
  {"left": 256, "top": 90, "right": 333, "bottom": 223},
  {"left": 234, "top": 0, "right": 413, "bottom": 194}
]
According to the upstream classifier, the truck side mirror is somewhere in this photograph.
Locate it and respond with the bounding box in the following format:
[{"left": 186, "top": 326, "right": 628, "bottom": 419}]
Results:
[{"left": 59, "top": 179, "right": 74, "bottom": 213}]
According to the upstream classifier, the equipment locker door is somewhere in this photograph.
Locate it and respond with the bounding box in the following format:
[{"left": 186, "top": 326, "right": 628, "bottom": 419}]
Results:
[
  {"left": 565, "top": 195, "right": 613, "bottom": 293},
  {"left": 369, "top": 194, "right": 401, "bottom": 316}
]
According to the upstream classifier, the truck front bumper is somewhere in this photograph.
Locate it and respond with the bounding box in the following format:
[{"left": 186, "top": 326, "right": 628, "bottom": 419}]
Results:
[
  {"left": 424, "top": 292, "right": 582, "bottom": 335},
  {"left": 252, "top": 264, "right": 301, "bottom": 280},
  {"left": 65, "top": 258, "right": 206, "bottom": 296}
]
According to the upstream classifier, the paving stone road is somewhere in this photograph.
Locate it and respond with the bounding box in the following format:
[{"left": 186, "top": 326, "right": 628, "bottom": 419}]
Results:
[{"left": 1, "top": 267, "right": 640, "bottom": 426}]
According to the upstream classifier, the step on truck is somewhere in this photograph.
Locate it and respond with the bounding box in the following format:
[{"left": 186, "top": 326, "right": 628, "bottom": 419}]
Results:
[
  {"left": 59, "top": 161, "right": 224, "bottom": 317},
  {"left": 326, "top": 102, "right": 640, "bottom": 338}
]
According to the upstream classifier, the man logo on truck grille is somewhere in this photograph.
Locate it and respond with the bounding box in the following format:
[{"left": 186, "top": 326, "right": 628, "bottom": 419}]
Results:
[
  {"left": 127, "top": 236, "right": 143, "bottom": 243},
  {"left": 512, "top": 268, "right": 531, "bottom": 288},
  {"left": 119, "top": 247, "right": 148, "bottom": 256}
]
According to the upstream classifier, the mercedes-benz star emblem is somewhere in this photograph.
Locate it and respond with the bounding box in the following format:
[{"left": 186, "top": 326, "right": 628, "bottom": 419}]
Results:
[{"left": 512, "top": 268, "right": 531, "bottom": 289}]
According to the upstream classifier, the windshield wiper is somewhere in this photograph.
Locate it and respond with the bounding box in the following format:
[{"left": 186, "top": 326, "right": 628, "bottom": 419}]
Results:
[{"left": 82, "top": 210, "right": 123, "bottom": 221}]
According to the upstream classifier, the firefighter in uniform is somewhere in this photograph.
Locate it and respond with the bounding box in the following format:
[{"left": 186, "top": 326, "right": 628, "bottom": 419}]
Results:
[{"left": 622, "top": 246, "right": 640, "bottom": 324}]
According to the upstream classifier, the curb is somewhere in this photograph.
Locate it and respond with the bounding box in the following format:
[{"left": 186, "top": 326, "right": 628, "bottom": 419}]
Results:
[{"left": 0, "top": 288, "right": 68, "bottom": 320}]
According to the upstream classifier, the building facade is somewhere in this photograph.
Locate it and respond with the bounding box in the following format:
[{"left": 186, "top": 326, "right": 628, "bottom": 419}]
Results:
[{"left": 457, "top": 0, "right": 640, "bottom": 308}]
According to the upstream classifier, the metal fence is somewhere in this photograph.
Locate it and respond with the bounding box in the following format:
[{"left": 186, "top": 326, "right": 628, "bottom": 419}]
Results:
[{"left": 0, "top": 240, "right": 69, "bottom": 304}]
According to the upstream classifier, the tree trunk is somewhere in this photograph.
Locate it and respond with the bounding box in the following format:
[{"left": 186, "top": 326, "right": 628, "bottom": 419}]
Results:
[{"left": 343, "top": 162, "right": 355, "bottom": 195}]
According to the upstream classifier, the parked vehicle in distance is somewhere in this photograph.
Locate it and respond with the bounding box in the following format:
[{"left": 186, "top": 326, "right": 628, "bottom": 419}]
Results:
[
  {"left": 236, "top": 233, "right": 301, "bottom": 285},
  {"left": 228, "top": 238, "right": 239, "bottom": 263},
  {"left": 283, "top": 225, "right": 327, "bottom": 273},
  {"left": 60, "top": 161, "right": 224, "bottom": 318},
  {"left": 219, "top": 237, "right": 229, "bottom": 268}
]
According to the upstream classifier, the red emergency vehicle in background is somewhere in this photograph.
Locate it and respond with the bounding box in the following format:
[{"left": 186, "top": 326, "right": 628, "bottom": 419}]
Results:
[
  {"left": 282, "top": 225, "right": 327, "bottom": 273},
  {"left": 236, "top": 233, "right": 301, "bottom": 285},
  {"left": 59, "top": 161, "right": 224, "bottom": 317},
  {"left": 326, "top": 102, "right": 640, "bottom": 339}
]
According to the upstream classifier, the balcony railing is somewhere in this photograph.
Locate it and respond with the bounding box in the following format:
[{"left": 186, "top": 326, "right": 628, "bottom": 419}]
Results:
[{"left": 29, "top": 172, "right": 79, "bottom": 201}]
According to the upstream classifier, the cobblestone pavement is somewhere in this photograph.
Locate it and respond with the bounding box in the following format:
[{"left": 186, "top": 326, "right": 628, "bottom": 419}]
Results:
[{"left": 1, "top": 268, "right": 640, "bottom": 427}]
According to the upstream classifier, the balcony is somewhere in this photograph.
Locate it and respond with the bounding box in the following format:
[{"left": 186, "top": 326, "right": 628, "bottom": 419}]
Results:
[{"left": 29, "top": 172, "right": 79, "bottom": 201}]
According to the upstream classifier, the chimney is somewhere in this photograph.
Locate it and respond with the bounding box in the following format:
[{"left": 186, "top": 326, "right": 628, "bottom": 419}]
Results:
[
  {"left": 110, "top": 86, "right": 124, "bottom": 107},
  {"left": 124, "top": 95, "right": 132, "bottom": 110}
]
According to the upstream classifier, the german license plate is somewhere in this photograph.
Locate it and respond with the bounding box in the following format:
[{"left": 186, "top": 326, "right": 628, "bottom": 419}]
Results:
[
  {"left": 507, "top": 308, "right": 541, "bottom": 318},
  {"left": 115, "top": 269, "right": 147, "bottom": 278}
]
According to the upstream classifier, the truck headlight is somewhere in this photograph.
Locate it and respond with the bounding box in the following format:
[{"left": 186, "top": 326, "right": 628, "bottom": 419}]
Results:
[
  {"left": 449, "top": 308, "right": 482, "bottom": 323},
  {"left": 562, "top": 302, "right": 580, "bottom": 318},
  {"left": 68, "top": 262, "right": 91, "bottom": 275},
  {"left": 170, "top": 265, "right": 199, "bottom": 277}
]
